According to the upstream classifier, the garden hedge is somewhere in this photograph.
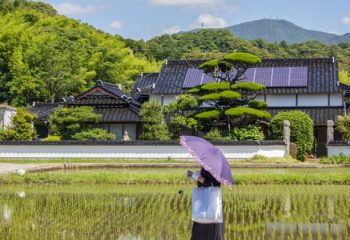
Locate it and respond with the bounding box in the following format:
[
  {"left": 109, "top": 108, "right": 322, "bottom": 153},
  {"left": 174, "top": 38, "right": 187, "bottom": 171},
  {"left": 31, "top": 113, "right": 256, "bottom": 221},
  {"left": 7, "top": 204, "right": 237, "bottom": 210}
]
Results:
[{"left": 270, "top": 110, "right": 314, "bottom": 160}]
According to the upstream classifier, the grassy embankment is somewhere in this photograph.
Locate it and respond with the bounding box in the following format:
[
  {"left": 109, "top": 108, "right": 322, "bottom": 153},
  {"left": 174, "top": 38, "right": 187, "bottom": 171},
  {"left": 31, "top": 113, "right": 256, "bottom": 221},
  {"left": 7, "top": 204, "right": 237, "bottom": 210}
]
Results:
[{"left": 0, "top": 168, "right": 349, "bottom": 185}]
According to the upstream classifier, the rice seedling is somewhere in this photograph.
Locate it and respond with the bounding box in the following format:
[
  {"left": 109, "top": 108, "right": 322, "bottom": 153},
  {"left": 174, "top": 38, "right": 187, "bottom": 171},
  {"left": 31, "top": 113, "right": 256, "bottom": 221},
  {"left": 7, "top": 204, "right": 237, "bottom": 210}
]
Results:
[{"left": 0, "top": 184, "right": 349, "bottom": 239}]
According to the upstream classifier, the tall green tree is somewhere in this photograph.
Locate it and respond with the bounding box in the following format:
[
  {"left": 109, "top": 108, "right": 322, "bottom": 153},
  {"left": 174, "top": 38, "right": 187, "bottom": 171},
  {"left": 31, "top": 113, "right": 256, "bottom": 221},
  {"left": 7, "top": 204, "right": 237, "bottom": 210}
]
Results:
[
  {"left": 140, "top": 101, "right": 170, "bottom": 140},
  {"left": 189, "top": 52, "right": 270, "bottom": 131},
  {"left": 6, "top": 47, "right": 41, "bottom": 105}
]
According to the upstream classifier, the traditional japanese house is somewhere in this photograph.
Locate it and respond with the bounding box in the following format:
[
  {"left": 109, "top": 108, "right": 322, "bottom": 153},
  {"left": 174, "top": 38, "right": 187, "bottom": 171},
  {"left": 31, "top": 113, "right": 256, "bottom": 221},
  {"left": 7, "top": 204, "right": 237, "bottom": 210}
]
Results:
[
  {"left": 134, "top": 57, "right": 348, "bottom": 156},
  {"left": 31, "top": 80, "right": 142, "bottom": 140}
]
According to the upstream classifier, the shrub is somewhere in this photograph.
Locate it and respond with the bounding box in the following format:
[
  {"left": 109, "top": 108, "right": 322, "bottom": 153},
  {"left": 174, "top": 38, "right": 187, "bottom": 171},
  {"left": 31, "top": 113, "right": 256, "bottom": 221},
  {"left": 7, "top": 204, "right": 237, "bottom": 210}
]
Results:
[
  {"left": 230, "top": 125, "right": 264, "bottom": 141},
  {"left": 72, "top": 128, "right": 116, "bottom": 141},
  {"left": 270, "top": 111, "right": 314, "bottom": 161},
  {"left": 199, "top": 93, "right": 220, "bottom": 101},
  {"left": 204, "top": 128, "right": 227, "bottom": 141},
  {"left": 49, "top": 106, "right": 100, "bottom": 140},
  {"left": 200, "top": 82, "right": 230, "bottom": 91},
  {"left": 2, "top": 107, "right": 37, "bottom": 140},
  {"left": 140, "top": 101, "right": 170, "bottom": 140},
  {"left": 42, "top": 135, "right": 61, "bottom": 141},
  {"left": 225, "top": 107, "right": 271, "bottom": 119},
  {"left": 231, "top": 82, "right": 266, "bottom": 91},
  {"left": 248, "top": 100, "right": 268, "bottom": 109},
  {"left": 320, "top": 154, "right": 350, "bottom": 164},
  {"left": 223, "top": 52, "right": 262, "bottom": 65},
  {"left": 219, "top": 90, "right": 241, "bottom": 100},
  {"left": 336, "top": 114, "right": 350, "bottom": 141},
  {"left": 195, "top": 110, "right": 222, "bottom": 120}
]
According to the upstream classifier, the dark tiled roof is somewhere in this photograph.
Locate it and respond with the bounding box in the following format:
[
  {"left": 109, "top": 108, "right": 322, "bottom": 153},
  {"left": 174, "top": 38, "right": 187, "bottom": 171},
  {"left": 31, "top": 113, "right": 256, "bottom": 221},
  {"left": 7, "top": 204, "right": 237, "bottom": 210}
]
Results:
[
  {"left": 267, "top": 106, "right": 346, "bottom": 125},
  {"left": 94, "top": 107, "right": 141, "bottom": 123},
  {"left": 153, "top": 58, "right": 342, "bottom": 95},
  {"left": 69, "top": 95, "right": 126, "bottom": 106},
  {"left": 132, "top": 73, "right": 159, "bottom": 95},
  {"left": 30, "top": 102, "right": 61, "bottom": 121}
]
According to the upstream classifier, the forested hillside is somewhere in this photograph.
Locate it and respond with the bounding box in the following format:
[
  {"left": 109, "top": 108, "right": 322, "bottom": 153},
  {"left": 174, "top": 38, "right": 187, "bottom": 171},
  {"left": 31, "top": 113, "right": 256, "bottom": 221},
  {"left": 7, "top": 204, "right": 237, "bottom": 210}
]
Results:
[
  {"left": 125, "top": 29, "right": 350, "bottom": 84},
  {"left": 0, "top": 0, "right": 160, "bottom": 105}
]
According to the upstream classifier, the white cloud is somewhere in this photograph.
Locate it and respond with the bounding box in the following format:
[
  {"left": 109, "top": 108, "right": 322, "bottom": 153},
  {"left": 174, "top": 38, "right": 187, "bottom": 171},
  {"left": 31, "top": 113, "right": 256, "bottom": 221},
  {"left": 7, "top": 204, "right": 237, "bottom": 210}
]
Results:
[
  {"left": 110, "top": 20, "right": 123, "bottom": 29},
  {"left": 192, "top": 14, "right": 228, "bottom": 29},
  {"left": 341, "top": 16, "right": 350, "bottom": 25},
  {"left": 162, "top": 25, "right": 181, "bottom": 34},
  {"left": 53, "top": 2, "right": 97, "bottom": 15}
]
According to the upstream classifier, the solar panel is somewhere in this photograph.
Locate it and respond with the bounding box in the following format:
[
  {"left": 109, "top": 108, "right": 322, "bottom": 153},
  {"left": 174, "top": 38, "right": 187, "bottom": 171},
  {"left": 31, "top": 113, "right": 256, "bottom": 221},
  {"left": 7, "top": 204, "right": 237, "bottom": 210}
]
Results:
[
  {"left": 182, "top": 67, "right": 308, "bottom": 88},
  {"left": 272, "top": 67, "right": 290, "bottom": 87},
  {"left": 183, "top": 68, "right": 204, "bottom": 88},
  {"left": 289, "top": 67, "right": 308, "bottom": 86},
  {"left": 254, "top": 68, "right": 272, "bottom": 86}
]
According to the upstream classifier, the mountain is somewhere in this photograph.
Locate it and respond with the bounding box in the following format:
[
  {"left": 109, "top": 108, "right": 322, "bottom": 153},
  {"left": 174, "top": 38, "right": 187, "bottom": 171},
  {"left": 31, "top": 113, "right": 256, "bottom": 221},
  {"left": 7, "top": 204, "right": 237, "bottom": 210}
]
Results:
[{"left": 225, "top": 19, "right": 348, "bottom": 44}]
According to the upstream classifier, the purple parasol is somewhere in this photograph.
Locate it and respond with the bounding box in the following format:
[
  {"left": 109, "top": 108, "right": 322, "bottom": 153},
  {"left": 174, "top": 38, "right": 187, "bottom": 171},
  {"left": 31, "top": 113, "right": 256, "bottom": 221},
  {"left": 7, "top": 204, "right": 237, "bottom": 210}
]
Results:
[{"left": 180, "top": 136, "right": 233, "bottom": 188}]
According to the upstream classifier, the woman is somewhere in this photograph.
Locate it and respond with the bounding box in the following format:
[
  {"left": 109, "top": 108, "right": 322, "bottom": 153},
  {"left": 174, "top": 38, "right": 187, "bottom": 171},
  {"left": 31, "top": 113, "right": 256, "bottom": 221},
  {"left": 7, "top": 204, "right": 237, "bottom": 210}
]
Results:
[{"left": 188, "top": 168, "right": 224, "bottom": 240}]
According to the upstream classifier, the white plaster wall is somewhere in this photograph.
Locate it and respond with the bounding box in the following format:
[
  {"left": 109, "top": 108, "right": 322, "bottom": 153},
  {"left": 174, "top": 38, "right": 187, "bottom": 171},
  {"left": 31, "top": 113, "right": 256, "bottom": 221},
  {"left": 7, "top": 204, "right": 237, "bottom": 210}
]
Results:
[
  {"left": 149, "top": 95, "right": 161, "bottom": 103},
  {"left": 298, "top": 94, "right": 328, "bottom": 107},
  {"left": 266, "top": 95, "right": 296, "bottom": 107},
  {"left": 149, "top": 95, "right": 178, "bottom": 106},
  {"left": 255, "top": 95, "right": 265, "bottom": 101},
  {"left": 0, "top": 144, "right": 287, "bottom": 159},
  {"left": 329, "top": 93, "right": 343, "bottom": 106},
  {"left": 162, "top": 96, "right": 177, "bottom": 106},
  {"left": 327, "top": 146, "right": 350, "bottom": 157},
  {"left": 0, "top": 108, "right": 16, "bottom": 130}
]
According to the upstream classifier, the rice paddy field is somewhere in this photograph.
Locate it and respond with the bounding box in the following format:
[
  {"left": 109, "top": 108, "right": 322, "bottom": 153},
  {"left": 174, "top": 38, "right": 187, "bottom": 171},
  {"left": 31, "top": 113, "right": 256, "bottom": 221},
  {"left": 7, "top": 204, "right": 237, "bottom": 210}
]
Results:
[{"left": 0, "top": 168, "right": 350, "bottom": 239}]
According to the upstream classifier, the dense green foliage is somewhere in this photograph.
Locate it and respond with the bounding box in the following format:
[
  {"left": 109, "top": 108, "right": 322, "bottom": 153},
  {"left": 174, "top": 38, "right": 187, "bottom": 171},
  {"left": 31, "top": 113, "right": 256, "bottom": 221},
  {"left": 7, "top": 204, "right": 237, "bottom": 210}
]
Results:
[
  {"left": 230, "top": 125, "right": 265, "bottom": 141},
  {"left": 165, "top": 94, "right": 199, "bottom": 138},
  {"left": 0, "top": 0, "right": 159, "bottom": 105},
  {"left": 140, "top": 101, "right": 170, "bottom": 140},
  {"left": 183, "top": 52, "right": 270, "bottom": 135},
  {"left": 320, "top": 154, "right": 350, "bottom": 164},
  {"left": 336, "top": 114, "right": 350, "bottom": 141},
  {"left": 125, "top": 29, "right": 350, "bottom": 83},
  {"left": 48, "top": 106, "right": 101, "bottom": 140},
  {"left": 225, "top": 107, "right": 270, "bottom": 119},
  {"left": 270, "top": 111, "right": 314, "bottom": 160},
  {"left": 248, "top": 100, "right": 268, "bottom": 109},
  {"left": 231, "top": 82, "right": 266, "bottom": 91},
  {"left": 204, "top": 128, "right": 226, "bottom": 141},
  {"left": 72, "top": 128, "right": 116, "bottom": 141},
  {"left": 0, "top": 107, "right": 36, "bottom": 140}
]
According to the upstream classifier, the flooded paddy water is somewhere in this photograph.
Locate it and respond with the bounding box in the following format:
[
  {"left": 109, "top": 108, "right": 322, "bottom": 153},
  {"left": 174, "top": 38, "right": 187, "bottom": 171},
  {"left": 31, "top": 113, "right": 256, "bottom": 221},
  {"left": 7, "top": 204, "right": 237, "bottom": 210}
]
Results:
[{"left": 0, "top": 183, "right": 349, "bottom": 239}]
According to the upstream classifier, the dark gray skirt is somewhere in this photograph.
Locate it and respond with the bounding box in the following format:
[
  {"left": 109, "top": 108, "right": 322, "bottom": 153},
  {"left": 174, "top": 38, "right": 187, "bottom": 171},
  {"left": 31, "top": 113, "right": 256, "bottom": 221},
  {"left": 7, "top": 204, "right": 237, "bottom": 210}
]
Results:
[{"left": 191, "top": 221, "right": 224, "bottom": 240}]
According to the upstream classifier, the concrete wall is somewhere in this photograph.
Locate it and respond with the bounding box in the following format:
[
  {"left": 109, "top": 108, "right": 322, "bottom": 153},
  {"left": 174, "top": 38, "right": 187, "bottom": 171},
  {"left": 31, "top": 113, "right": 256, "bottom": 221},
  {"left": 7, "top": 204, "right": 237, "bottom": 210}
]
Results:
[
  {"left": 0, "top": 142, "right": 287, "bottom": 159},
  {"left": 327, "top": 145, "right": 350, "bottom": 157}
]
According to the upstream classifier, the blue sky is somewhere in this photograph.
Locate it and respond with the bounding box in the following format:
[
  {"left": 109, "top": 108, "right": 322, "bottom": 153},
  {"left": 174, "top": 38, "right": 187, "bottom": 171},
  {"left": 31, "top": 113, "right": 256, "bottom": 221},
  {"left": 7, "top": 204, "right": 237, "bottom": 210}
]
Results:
[{"left": 43, "top": 0, "right": 350, "bottom": 40}]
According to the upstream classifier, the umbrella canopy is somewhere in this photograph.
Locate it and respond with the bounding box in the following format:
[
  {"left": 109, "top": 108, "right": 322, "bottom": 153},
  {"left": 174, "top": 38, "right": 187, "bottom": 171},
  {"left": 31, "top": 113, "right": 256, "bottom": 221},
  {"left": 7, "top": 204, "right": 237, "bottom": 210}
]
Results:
[{"left": 180, "top": 136, "right": 233, "bottom": 188}]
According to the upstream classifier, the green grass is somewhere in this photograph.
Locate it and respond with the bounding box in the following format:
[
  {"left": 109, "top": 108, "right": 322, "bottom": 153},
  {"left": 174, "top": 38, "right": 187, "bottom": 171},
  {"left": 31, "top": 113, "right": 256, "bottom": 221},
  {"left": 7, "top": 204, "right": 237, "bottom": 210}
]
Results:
[
  {"left": 1, "top": 168, "right": 349, "bottom": 185},
  {"left": 320, "top": 155, "right": 350, "bottom": 164}
]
